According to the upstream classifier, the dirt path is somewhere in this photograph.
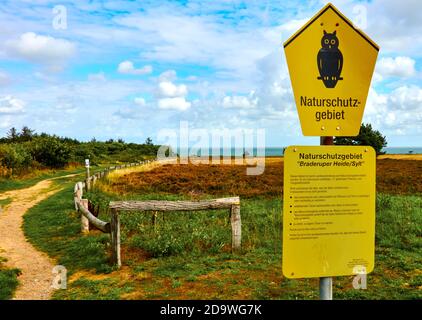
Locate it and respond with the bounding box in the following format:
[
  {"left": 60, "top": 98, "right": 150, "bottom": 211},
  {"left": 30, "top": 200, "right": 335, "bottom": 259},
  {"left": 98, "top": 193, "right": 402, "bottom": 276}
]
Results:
[{"left": 0, "top": 179, "right": 66, "bottom": 300}]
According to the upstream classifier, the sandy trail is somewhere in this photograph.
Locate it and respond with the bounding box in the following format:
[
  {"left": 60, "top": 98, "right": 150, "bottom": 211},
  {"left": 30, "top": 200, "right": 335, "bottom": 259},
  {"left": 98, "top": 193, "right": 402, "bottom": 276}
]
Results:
[{"left": 0, "top": 177, "right": 72, "bottom": 300}]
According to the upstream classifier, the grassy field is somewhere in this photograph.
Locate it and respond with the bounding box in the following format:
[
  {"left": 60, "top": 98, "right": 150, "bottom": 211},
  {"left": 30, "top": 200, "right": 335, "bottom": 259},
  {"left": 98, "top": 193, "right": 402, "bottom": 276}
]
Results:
[
  {"left": 0, "top": 257, "right": 20, "bottom": 300},
  {"left": 102, "top": 158, "right": 422, "bottom": 197},
  {"left": 0, "top": 162, "right": 127, "bottom": 193},
  {"left": 0, "top": 167, "right": 83, "bottom": 193},
  {"left": 21, "top": 159, "right": 422, "bottom": 300}
]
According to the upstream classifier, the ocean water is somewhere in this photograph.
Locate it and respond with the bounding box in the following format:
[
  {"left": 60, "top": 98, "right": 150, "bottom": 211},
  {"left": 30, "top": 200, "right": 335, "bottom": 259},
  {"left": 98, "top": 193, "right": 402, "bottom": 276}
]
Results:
[
  {"left": 382, "top": 147, "right": 422, "bottom": 155},
  {"left": 177, "top": 147, "right": 422, "bottom": 157}
]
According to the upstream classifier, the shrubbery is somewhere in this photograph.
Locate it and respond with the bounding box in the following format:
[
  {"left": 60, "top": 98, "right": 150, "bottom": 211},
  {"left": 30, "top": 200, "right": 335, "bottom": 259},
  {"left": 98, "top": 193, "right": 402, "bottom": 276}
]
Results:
[
  {"left": 31, "top": 137, "right": 72, "bottom": 168},
  {"left": 0, "top": 144, "right": 32, "bottom": 175},
  {"left": 0, "top": 127, "right": 161, "bottom": 176}
]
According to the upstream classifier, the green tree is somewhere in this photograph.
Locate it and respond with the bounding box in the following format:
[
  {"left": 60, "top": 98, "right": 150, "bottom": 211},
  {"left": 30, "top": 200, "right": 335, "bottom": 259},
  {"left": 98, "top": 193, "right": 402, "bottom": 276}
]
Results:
[
  {"left": 6, "top": 127, "right": 18, "bottom": 141},
  {"left": 30, "top": 137, "right": 72, "bottom": 168},
  {"left": 145, "top": 137, "right": 153, "bottom": 145},
  {"left": 0, "top": 144, "right": 32, "bottom": 174},
  {"left": 20, "top": 126, "right": 35, "bottom": 142},
  {"left": 334, "top": 123, "right": 387, "bottom": 154}
]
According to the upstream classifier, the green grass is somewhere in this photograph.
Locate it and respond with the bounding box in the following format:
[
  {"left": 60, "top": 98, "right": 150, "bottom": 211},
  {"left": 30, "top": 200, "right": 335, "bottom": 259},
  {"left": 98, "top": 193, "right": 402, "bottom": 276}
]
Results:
[
  {"left": 0, "top": 168, "right": 83, "bottom": 193},
  {"left": 23, "top": 183, "right": 113, "bottom": 276},
  {"left": 0, "top": 163, "right": 117, "bottom": 193},
  {"left": 0, "top": 197, "right": 12, "bottom": 209},
  {"left": 0, "top": 257, "right": 21, "bottom": 300},
  {"left": 22, "top": 181, "right": 422, "bottom": 300}
]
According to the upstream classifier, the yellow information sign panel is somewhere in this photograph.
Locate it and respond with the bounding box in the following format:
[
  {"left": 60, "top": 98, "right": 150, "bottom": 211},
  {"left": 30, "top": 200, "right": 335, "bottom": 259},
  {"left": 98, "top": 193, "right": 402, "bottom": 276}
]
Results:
[
  {"left": 282, "top": 146, "right": 375, "bottom": 278},
  {"left": 284, "top": 3, "right": 379, "bottom": 136}
]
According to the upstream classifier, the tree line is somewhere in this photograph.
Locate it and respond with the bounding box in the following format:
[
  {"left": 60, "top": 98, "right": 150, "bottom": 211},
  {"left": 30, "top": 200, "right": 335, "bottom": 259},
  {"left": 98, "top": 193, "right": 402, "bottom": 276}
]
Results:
[{"left": 0, "top": 127, "right": 160, "bottom": 176}]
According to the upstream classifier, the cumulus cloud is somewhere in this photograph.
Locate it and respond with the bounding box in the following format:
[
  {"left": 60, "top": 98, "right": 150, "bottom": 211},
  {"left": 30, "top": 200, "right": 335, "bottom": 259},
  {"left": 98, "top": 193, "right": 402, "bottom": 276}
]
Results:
[
  {"left": 157, "top": 81, "right": 188, "bottom": 98},
  {"left": 388, "top": 85, "right": 422, "bottom": 110},
  {"left": 117, "top": 60, "right": 152, "bottom": 75},
  {"left": 153, "top": 70, "right": 191, "bottom": 111},
  {"left": 158, "top": 97, "right": 191, "bottom": 111},
  {"left": 0, "top": 95, "right": 25, "bottom": 114},
  {"left": 377, "top": 56, "right": 416, "bottom": 78},
  {"left": 5, "top": 32, "right": 75, "bottom": 68},
  {"left": 364, "top": 86, "right": 422, "bottom": 135},
  {"left": 134, "top": 97, "right": 146, "bottom": 106}
]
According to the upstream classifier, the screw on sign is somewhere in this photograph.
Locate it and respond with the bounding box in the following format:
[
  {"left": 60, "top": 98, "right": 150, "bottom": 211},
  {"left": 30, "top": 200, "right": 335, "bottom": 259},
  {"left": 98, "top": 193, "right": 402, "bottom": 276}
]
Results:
[
  {"left": 284, "top": 3, "right": 379, "bottom": 136},
  {"left": 282, "top": 3, "right": 379, "bottom": 300}
]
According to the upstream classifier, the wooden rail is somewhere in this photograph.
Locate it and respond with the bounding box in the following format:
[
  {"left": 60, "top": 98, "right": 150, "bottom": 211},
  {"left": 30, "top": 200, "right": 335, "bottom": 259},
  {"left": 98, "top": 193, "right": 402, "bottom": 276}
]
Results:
[
  {"left": 74, "top": 180, "right": 110, "bottom": 233},
  {"left": 73, "top": 159, "right": 242, "bottom": 269},
  {"left": 109, "top": 197, "right": 240, "bottom": 211},
  {"left": 73, "top": 159, "right": 156, "bottom": 263},
  {"left": 109, "top": 197, "right": 242, "bottom": 268}
]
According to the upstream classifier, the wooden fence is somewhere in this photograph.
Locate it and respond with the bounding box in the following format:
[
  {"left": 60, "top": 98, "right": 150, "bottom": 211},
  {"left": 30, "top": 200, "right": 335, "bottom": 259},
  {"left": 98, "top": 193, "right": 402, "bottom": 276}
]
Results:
[
  {"left": 108, "top": 197, "right": 241, "bottom": 267},
  {"left": 73, "top": 159, "right": 242, "bottom": 268},
  {"left": 74, "top": 160, "right": 155, "bottom": 234}
]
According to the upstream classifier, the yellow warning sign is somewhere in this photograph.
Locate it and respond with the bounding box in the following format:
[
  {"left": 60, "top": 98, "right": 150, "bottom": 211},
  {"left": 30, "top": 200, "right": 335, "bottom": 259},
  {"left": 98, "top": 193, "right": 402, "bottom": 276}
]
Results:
[
  {"left": 282, "top": 146, "right": 376, "bottom": 279},
  {"left": 284, "top": 3, "right": 379, "bottom": 136}
]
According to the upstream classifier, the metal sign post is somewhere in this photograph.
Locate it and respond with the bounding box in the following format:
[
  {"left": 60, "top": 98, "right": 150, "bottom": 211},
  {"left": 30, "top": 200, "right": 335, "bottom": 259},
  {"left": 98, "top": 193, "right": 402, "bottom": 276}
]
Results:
[
  {"left": 320, "top": 136, "right": 333, "bottom": 300},
  {"left": 319, "top": 277, "right": 333, "bottom": 300}
]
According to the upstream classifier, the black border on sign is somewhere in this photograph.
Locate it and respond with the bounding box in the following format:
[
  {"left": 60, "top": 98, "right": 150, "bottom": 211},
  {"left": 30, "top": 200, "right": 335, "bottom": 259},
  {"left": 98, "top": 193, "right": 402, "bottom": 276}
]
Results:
[{"left": 283, "top": 3, "right": 379, "bottom": 52}]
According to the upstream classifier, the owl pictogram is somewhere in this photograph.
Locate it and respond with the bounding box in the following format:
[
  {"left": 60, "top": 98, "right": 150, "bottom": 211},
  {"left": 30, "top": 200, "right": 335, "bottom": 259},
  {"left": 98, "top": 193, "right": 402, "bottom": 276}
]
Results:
[{"left": 317, "top": 30, "right": 343, "bottom": 88}]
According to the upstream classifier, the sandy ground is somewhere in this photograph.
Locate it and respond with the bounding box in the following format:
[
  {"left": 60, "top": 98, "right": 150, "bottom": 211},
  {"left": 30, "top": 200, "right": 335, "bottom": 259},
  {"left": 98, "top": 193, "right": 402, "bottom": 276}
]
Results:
[{"left": 0, "top": 178, "right": 68, "bottom": 300}]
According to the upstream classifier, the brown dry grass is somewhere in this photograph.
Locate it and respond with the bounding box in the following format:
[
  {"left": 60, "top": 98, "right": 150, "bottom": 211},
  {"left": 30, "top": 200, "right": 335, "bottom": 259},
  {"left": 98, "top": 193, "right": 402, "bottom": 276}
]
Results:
[
  {"left": 376, "top": 159, "right": 422, "bottom": 194},
  {"left": 105, "top": 157, "right": 422, "bottom": 197},
  {"left": 108, "top": 162, "right": 283, "bottom": 198}
]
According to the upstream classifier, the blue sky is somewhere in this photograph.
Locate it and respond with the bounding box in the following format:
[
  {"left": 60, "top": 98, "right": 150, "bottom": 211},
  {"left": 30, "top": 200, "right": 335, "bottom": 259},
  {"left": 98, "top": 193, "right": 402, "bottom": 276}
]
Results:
[{"left": 0, "top": 0, "right": 421, "bottom": 147}]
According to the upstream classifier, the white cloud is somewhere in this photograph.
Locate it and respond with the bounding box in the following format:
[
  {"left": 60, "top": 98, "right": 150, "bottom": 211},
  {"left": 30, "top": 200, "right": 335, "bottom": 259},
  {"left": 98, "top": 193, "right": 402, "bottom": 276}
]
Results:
[
  {"left": 363, "top": 85, "right": 422, "bottom": 135},
  {"left": 154, "top": 70, "right": 191, "bottom": 111},
  {"left": 158, "top": 97, "right": 191, "bottom": 111},
  {"left": 114, "top": 12, "right": 281, "bottom": 79},
  {"left": 88, "top": 72, "right": 106, "bottom": 81},
  {"left": 5, "top": 32, "right": 76, "bottom": 67},
  {"left": 157, "top": 81, "right": 188, "bottom": 98},
  {"left": 349, "top": 0, "right": 422, "bottom": 56},
  {"left": 134, "top": 97, "right": 146, "bottom": 106},
  {"left": 222, "top": 95, "right": 257, "bottom": 109},
  {"left": 117, "top": 60, "right": 152, "bottom": 75},
  {"left": 389, "top": 85, "right": 422, "bottom": 110},
  {"left": 0, "top": 95, "right": 25, "bottom": 114},
  {"left": 158, "top": 70, "right": 177, "bottom": 82},
  {"left": 377, "top": 56, "right": 416, "bottom": 78}
]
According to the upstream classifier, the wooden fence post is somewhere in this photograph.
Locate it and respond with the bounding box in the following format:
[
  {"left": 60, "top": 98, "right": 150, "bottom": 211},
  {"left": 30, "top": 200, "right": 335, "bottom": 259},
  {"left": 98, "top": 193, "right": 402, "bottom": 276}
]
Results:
[
  {"left": 152, "top": 211, "right": 158, "bottom": 230},
  {"left": 80, "top": 199, "right": 90, "bottom": 233},
  {"left": 74, "top": 182, "right": 83, "bottom": 210},
  {"left": 110, "top": 208, "right": 121, "bottom": 268},
  {"left": 230, "top": 204, "right": 241, "bottom": 251}
]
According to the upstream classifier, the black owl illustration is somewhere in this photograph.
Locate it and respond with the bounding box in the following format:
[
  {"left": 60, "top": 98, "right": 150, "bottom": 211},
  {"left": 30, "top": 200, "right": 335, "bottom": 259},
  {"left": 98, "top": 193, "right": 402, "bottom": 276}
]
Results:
[{"left": 317, "top": 30, "right": 343, "bottom": 88}]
